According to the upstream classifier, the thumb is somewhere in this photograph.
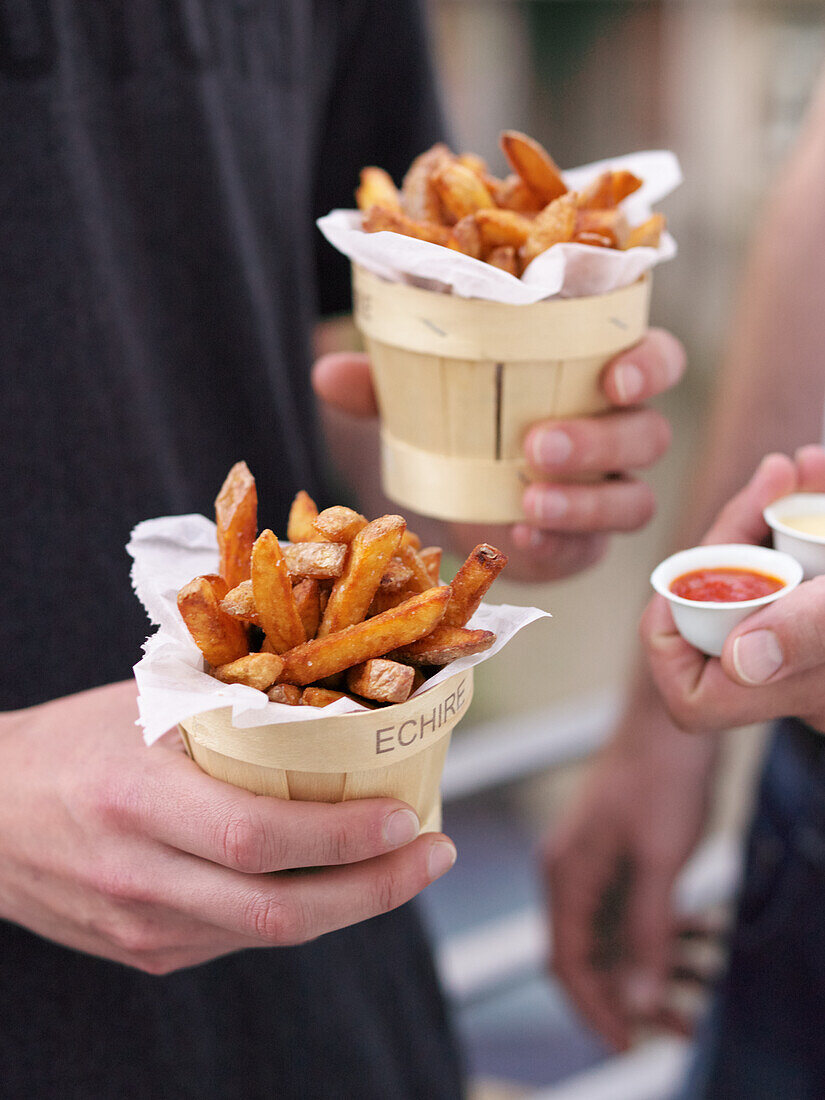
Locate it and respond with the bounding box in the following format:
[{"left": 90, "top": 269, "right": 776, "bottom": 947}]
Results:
[
  {"left": 722, "top": 574, "right": 825, "bottom": 685},
  {"left": 311, "top": 353, "right": 378, "bottom": 418}
]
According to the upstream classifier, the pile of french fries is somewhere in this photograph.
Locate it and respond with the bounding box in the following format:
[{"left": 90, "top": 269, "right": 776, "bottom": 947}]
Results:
[
  {"left": 177, "top": 463, "right": 507, "bottom": 708},
  {"left": 356, "top": 130, "right": 665, "bottom": 278}
]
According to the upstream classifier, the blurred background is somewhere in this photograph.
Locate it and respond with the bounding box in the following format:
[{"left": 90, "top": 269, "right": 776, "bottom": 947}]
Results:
[{"left": 394, "top": 2, "right": 825, "bottom": 1098}]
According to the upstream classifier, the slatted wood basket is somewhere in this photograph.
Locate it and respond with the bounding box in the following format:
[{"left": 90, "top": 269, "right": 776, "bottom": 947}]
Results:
[
  {"left": 178, "top": 667, "right": 473, "bottom": 834},
  {"left": 353, "top": 264, "right": 651, "bottom": 524}
]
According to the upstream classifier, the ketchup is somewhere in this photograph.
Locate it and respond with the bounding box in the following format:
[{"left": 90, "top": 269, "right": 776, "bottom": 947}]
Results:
[{"left": 670, "top": 567, "right": 784, "bottom": 603}]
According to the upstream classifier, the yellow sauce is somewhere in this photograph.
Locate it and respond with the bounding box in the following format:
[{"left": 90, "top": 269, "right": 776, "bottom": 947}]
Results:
[{"left": 781, "top": 514, "right": 825, "bottom": 537}]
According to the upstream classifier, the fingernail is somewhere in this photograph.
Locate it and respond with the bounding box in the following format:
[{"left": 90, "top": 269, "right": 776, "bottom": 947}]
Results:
[
  {"left": 530, "top": 429, "right": 572, "bottom": 468},
  {"left": 512, "top": 524, "right": 544, "bottom": 550},
  {"left": 614, "top": 363, "right": 644, "bottom": 404},
  {"left": 624, "top": 971, "right": 660, "bottom": 1015},
  {"left": 427, "top": 840, "right": 457, "bottom": 880},
  {"left": 528, "top": 489, "right": 568, "bottom": 522},
  {"left": 732, "top": 630, "right": 783, "bottom": 684},
  {"left": 383, "top": 809, "right": 419, "bottom": 848}
]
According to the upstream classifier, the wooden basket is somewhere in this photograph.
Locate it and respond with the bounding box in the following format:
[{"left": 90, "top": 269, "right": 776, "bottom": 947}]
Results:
[
  {"left": 178, "top": 667, "right": 473, "bottom": 834},
  {"left": 353, "top": 264, "right": 651, "bottom": 523}
]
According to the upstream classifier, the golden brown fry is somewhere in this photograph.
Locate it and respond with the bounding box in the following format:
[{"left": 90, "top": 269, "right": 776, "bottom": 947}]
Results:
[
  {"left": 500, "top": 130, "right": 567, "bottom": 204},
  {"left": 346, "top": 659, "right": 415, "bottom": 704},
  {"left": 574, "top": 208, "right": 629, "bottom": 248},
  {"left": 393, "top": 625, "right": 495, "bottom": 666},
  {"left": 362, "top": 205, "right": 453, "bottom": 247},
  {"left": 624, "top": 213, "right": 666, "bottom": 250},
  {"left": 283, "top": 542, "right": 348, "bottom": 580},
  {"left": 219, "top": 579, "right": 259, "bottom": 625},
  {"left": 313, "top": 506, "right": 367, "bottom": 544},
  {"left": 355, "top": 167, "right": 402, "bottom": 213},
  {"left": 488, "top": 173, "right": 543, "bottom": 214},
  {"left": 215, "top": 461, "right": 257, "bottom": 590},
  {"left": 251, "top": 530, "right": 305, "bottom": 654},
  {"left": 287, "top": 491, "right": 319, "bottom": 543},
  {"left": 456, "top": 152, "right": 487, "bottom": 176},
  {"left": 444, "top": 544, "right": 508, "bottom": 627},
  {"left": 400, "top": 142, "right": 453, "bottom": 222},
  {"left": 520, "top": 193, "right": 577, "bottom": 267},
  {"left": 419, "top": 547, "right": 442, "bottom": 585},
  {"left": 448, "top": 214, "right": 483, "bottom": 259},
  {"left": 177, "top": 575, "right": 249, "bottom": 667},
  {"left": 300, "top": 687, "right": 348, "bottom": 708},
  {"left": 293, "top": 578, "right": 322, "bottom": 640},
  {"left": 411, "top": 669, "right": 427, "bottom": 693},
  {"left": 486, "top": 245, "right": 519, "bottom": 276},
  {"left": 432, "top": 161, "right": 495, "bottom": 224},
  {"left": 277, "top": 586, "right": 451, "bottom": 685},
  {"left": 577, "top": 169, "right": 642, "bottom": 210},
  {"left": 475, "top": 208, "right": 533, "bottom": 250},
  {"left": 401, "top": 530, "right": 422, "bottom": 552},
  {"left": 378, "top": 557, "right": 414, "bottom": 592},
  {"left": 318, "top": 515, "right": 406, "bottom": 637},
  {"left": 368, "top": 584, "right": 417, "bottom": 618},
  {"left": 267, "top": 683, "right": 302, "bottom": 705},
  {"left": 397, "top": 542, "right": 435, "bottom": 593},
  {"left": 573, "top": 231, "right": 614, "bottom": 249},
  {"left": 213, "top": 652, "right": 284, "bottom": 691}
]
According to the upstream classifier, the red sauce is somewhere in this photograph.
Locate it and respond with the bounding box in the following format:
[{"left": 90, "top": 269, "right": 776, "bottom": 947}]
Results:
[{"left": 670, "top": 567, "right": 784, "bottom": 603}]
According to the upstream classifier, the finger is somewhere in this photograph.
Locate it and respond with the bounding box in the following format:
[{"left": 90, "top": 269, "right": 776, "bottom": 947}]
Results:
[
  {"left": 702, "top": 453, "right": 797, "bottom": 545},
  {"left": 311, "top": 353, "right": 378, "bottom": 418},
  {"left": 722, "top": 574, "right": 825, "bottom": 686},
  {"left": 601, "top": 328, "right": 686, "bottom": 407},
  {"left": 795, "top": 444, "right": 825, "bottom": 489},
  {"left": 622, "top": 865, "right": 674, "bottom": 1021},
  {"left": 523, "top": 478, "right": 655, "bottom": 533},
  {"left": 524, "top": 408, "right": 672, "bottom": 478},
  {"left": 132, "top": 752, "right": 424, "bottom": 872},
  {"left": 508, "top": 528, "right": 609, "bottom": 580}
]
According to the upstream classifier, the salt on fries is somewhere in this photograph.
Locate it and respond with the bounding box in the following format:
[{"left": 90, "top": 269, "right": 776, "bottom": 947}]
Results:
[
  {"left": 176, "top": 467, "right": 508, "bottom": 707},
  {"left": 356, "top": 129, "right": 665, "bottom": 278}
]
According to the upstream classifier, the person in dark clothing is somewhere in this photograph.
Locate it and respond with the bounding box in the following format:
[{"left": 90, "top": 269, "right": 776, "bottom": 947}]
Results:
[{"left": 0, "top": 2, "right": 683, "bottom": 1096}]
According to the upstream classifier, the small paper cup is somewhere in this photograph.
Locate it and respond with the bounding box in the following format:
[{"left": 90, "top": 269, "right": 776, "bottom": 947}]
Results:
[
  {"left": 650, "top": 544, "right": 803, "bottom": 657},
  {"left": 178, "top": 666, "right": 473, "bottom": 834},
  {"left": 764, "top": 493, "right": 825, "bottom": 579},
  {"left": 353, "top": 264, "right": 651, "bottom": 524}
]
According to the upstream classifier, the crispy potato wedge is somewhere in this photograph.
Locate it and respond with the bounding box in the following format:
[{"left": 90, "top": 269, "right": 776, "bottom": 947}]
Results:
[
  {"left": 475, "top": 208, "right": 533, "bottom": 250},
  {"left": 287, "top": 491, "right": 319, "bottom": 543},
  {"left": 318, "top": 515, "right": 406, "bottom": 637},
  {"left": 219, "top": 579, "right": 259, "bottom": 625},
  {"left": 624, "top": 213, "right": 666, "bottom": 250},
  {"left": 368, "top": 584, "right": 417, "bottom": 618},
  {"left": 362, "top": 205, "right": 453, "bottom": 247},
  {"left": 277, "top": 586, "right": 451, "bottom": 685},
  {"left": 574, "top": 231, "right": 614, "bottom": 249},
  {"left": 432, "top": 161, "right": 494, "bottom": 223},
  {"left": 419, "top": 547, "right": 442, "bottom": 586},
  {"left": 449, "top": 214, "right": 483, "bottom": 259},
  {"left": 313, "top": 506, "right": 367, "bottom": 544},
  {"left": 486, "top": 245, "right": 519, "bottom": 276},
  {"left": 393, "top": 625, "right": 495, "bottom": 666},
  {"left": 379, "top": 557, "right": 414, "bottom": 592},
  {"left": 293, "top": 578, "right": 322, "bottom": 640},
  {"left": 500, "top": 130, "right": 567, "bottom": 204},
  {"left": 300, "top": 686, "right": 348, "bottom": 708},
  {"left": 520, "top": 193, "right": 577, "bottom": 267},
  {"left": 178, "top": 574, "right": 249, "bottom": 667},
  {"left": 283, "top": 542, "right": 348, "bottom": 580},
  {"left": 444, "top": 544, "right": 508, "bottom": 627},
  {"left": 251, "top": 530, "right": 305, "bottom": 653},
  {"left": 400, "top": 142, "right": 453, "bottom": 222},
  {"left": 574, "top": 208, "right": 629, "bottom": 248},
  {"left": 215, "top": 461, "right": 257, "bottom": 590},
  {"left": 266, "top": 683, "right": 302, "bottom": 705},
  {"left": 355, "top": 167, "right": 401, "bottom": 213},
  {"left": 397, "top": 542, "right": 435, "bottom": 593},
  {"left": 456, "top": 152, "right": 487, "bottom": 176},
  {"left": 488, "top": 173, "right": 544, "bottom": 214},
  {"left": 347, "top": 659, "right": 415, "bottom": 704},
  {"left": 213, "top": 652, "right": 284, "bottom": 691},
  {"left": 577, "top": 169, "right": 642, "bottom": 210},
  {"left": 401, "top": 531, "right": 422, "bottom": 552}
]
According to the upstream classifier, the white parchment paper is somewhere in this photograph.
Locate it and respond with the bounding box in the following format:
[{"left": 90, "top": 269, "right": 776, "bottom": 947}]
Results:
[
  {"left": 129, "top": 515, "right": 550, "bottom": 745},
  {"left": 317, "top": 150, "right": 681, "bottom": 304}
]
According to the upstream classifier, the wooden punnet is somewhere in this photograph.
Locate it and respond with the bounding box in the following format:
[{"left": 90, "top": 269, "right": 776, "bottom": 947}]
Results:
[
  {"left": 178, "top": 667, "right": 473, "bottom": 833},
  {"left": 353, "top": 264, "right": 651, "bottom": 523}
]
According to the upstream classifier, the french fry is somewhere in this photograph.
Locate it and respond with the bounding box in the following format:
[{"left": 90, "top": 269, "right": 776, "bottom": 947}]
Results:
[
  {"left": 277, "top": 586, "right": 451, "bottom": 685},
  {"left": 219, "top": 579, "right": 259, "bottom": 625},
  {"left": 318, "top": 515, "right": 406, "bottom": 637},
  {"left": 574, "top": 208, "right": 629, "bottom": 249},
  {"left": 520, "top": 192, "right": 577, "bottom": 267},
  {"left": 251, "top": 530, "right": 305, "bottom": 653},
  {"left": 378, "top": 557, "right": 414, "bottom": 592},
  {"left": 444, "top": 544, "right": 508, "bottom": 627},
  {"left": 500, "top": 130, "right": 567, "bottom": 204},
  {"left": 397, "top": 542, "right": 435, "bottom": 593},
  {"left": 400, "top": 142, "right": 453, "bottom": 222},
  {"left": 215, "top": 462, "right": 257, "bottom": 590},
  {"left": 401, "top": 530, "right": 422, "bottom": 552},
  {"left": 177, "top": 574, "right": 249, "bottom": 667},
  {"left": 346, "top": 659, "right": 415, "bottom": 704},
  {"left": 419, "top": 547, "right": 442, "bottom": 585},
  {"left": 283, "top": 542, "right": 348, "bottom": 580},
  {"left": 362, "top": 205, "right": 452, "bottom": 247},
  {"left": 432, "top": 161, "right": 494, "bottom": 223},
  {"left": 368, "top": 583, "right": 417, "bottom": 618},
  {"left": 574, "top": 231, "right": 614, "bottom": 249},
  {"left": 486, "top": 245, "right": 519, "bottom": 276},
  {"left": 287, "top": 491, "right": 319, "bottom": 543},
  {"left": 300, "top": 687, "right": 348, "bottom": 708},
  {"left": 449, "top": 214, "right": 483, "bottom": 259},
  {"left": 393, "top": 625, "right": 495, "bottom": 666},
  {"left": 475, "top": 208, "right": 533, "bottom": 250},
  {"left": 213, "top": 652, "right": 284, "bottom": 691},
  {"left": 293, "top": 578, "right": 321, "bottom": 640},
  {"left": 267, "top": 683, "right": 302, "bottom": 705},
  {"left": 355, "top": 167, "right": 401, "bottom": 213},
  {"left": 456, "top": 152, "right": 487, "bottom": 176},
  {"left": 577, "top": 169, "right": 642, "bottom": 210},
  {"left": 313, "top": 506, "right": 367, "bottom": 544},
  {"left": 624, "top": 213, "right": 666, "bottom": 250},
  {"left": 488, "top": 173, "right": 543, "bottom": 214}
]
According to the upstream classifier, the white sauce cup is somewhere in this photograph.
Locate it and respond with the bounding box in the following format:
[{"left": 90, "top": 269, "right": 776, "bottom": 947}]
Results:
[{"left": 764, "top": 493, "right": 825, "bottom": 579}]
